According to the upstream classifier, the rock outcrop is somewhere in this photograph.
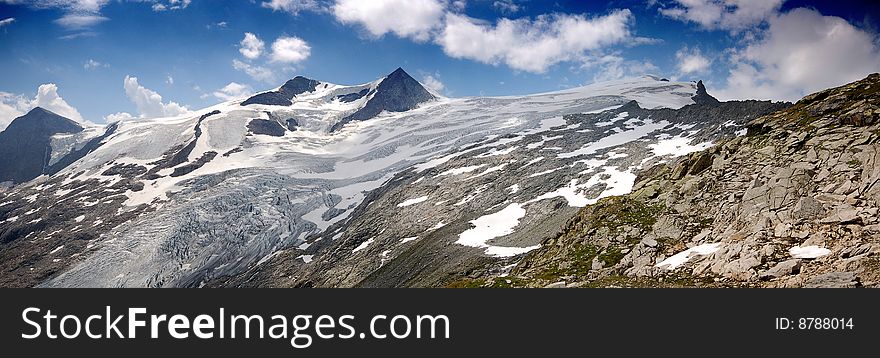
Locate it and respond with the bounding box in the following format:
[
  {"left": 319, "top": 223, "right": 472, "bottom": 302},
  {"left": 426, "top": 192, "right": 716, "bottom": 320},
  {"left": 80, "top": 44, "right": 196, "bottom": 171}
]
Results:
[
  {"left": 506, "top": 73, "right": 880, "bottom": 288},
  {"left": 691, "top": 80, "right": 720, "bottom": 106},
  {"left": 241, "top": 76, "right": 321, "bottom": 106}
]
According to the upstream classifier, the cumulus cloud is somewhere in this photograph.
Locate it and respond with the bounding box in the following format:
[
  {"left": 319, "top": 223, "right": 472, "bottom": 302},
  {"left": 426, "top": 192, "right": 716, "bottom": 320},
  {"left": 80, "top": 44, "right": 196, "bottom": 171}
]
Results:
[
  {"left": 239, "top": 32, "right": 265, "bottom": 60},
  {"left": 0, "top": 17, "right": 15, "bottom": 27},
  {"left": 261, "top": 0, "right": 322, "bottom": 15},
  {"left": 103, "top": 111, "right": 135, "bottom": 122},
  {"left": 333, "top": 0, "right": 446, "bottom": 41},
  {"left": 675, "top": 47, "right": 711, "bottom": 75},
  {"left": 437, "top": 10, "right": 633, "bottom": 73},
  {"left": 32, "top": 84, "right": 85, "bottom": 122},
  {"left": 659, "top": 0, "right": 783, "bottom": 32},
  {"left": 123, "top": 75, "right": 189, "bottom": 118},
  {"left": 421, "top": 73, "right": 445, "bottom": 94},
  {"left": 232, "top": 59, "right": 277, "bottom": 83},
  {"left": 715, "top": 8, "right": 880, "bottom": 101},
  {"left": 212, "top": 82, "right": 253, "bottom": 101},
  {"left": 0, "top": 83, "right": 86, "bottom": 130},
  {"left": 269, "top": 35, "right": 311, "bottom": 63}
]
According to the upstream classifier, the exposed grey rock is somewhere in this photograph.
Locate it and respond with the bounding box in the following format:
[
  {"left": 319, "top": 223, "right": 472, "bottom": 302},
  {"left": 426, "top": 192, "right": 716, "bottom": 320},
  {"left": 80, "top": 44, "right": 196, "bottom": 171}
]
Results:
[
  {"left": 819, "top": 204, "right": 860, "bottom": 224},
  {"left": 760, "top": 259, "right": 800, "bottom": 280},
  {"left": 804, "top": 272, "right": 859, "bottom": 288},
  {"left": 691, "top": 80, "right": 721, "bottom": 105},
  {"left": 241, "top": 76, "right": 321, "bottom": 106},
  {"left": 247, "top": 118, "right": 286, "bottom": 136}
]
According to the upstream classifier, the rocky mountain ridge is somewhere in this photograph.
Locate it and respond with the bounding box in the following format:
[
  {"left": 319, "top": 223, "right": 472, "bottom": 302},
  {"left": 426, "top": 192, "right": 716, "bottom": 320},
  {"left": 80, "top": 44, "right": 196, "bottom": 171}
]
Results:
[{"left": 493, "top": 73, "right": 880, "bottom": 288}]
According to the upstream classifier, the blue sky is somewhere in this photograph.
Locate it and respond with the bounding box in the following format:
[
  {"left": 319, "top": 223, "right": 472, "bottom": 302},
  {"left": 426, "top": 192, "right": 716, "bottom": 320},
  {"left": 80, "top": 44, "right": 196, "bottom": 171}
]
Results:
[{"left": 0, "top": 0, "right": 879, "bottom": 127}]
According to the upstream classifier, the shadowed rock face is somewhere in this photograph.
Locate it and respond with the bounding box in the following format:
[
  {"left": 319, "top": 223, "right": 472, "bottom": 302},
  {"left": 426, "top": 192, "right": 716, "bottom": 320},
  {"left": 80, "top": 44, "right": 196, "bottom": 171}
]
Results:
[
  {"left": 0, "top": 107, "right": 83, "bottom": 184},
  {"left": 241, "top": 76, "right": 321, "bottom": 106},
  {"left": 692, "top": 80, "right": 720, "bottom": 105},
  {"left": 247, "top": 118, "right": 286, "bottom": 137},
  {"left": 331, "top": 68, "right": 435, "bottom": 131}
]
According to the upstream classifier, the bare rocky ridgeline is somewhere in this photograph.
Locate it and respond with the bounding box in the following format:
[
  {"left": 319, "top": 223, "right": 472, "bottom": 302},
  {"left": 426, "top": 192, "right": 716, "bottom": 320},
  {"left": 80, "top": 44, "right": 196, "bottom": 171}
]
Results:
[{"left": 509, "top": 73, "right": 880, "bottom": 288}]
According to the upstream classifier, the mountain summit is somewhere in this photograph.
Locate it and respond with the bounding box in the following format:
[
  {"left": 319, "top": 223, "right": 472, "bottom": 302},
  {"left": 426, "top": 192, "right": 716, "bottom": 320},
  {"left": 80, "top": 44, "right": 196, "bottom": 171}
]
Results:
[
  {"left": 0, "top": 107, "right": 83, "bottom": 184},
  {"left": 331, "top": 68, "right": 435, "bottom": 131}
]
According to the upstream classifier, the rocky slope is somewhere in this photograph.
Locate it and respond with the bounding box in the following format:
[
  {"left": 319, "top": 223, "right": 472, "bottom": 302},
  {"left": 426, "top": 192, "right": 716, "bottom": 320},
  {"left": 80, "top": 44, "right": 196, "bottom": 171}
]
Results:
[{"left": 491, "top": 73, "right": 880, "bottom": 288}]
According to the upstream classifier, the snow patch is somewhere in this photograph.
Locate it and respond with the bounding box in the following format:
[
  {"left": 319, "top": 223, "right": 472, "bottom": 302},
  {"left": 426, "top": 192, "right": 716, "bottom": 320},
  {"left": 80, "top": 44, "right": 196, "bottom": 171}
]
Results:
[
  {"left": 649, "top": 136, "right": 713, "bottom": 157},
  {"left": 789, "top": 246, "right": 830, "bottom": 259},
  {"left": 397, "top": 196, "right": 429, "bottom": 207},
  {"left": 456, "top": 203, "right": 538, "bottom": 257},
  {"left": 400, "top": 236, "right": 419, "bottom": 243},
  {"left": 440, "top": 165, "right": 486, "bottom": 176},
  {"left": 656, "top": 243, "right": 722, "bottom": 270},
  {"left": 352, "top": 238, "right": 374, "bottom": 253}
]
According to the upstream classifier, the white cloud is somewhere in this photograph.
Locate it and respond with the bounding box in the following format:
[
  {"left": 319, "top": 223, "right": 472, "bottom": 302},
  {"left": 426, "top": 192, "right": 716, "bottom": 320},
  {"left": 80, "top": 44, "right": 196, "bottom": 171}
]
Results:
[
  {"left": 54, "top": 13, "right": 108, "bottom": 29},
  {"left": 212, "top": 82, "right": 253, "bottom": 101},
  {"left": 675, "top": 47, "right": 711, "bottom": 75},
  {"left": 716, "top": 8, "right": 880, "bottom": 101},
  {"left": 261, "top": 0, "right": 322, "bottom": 15},
  {"left": 437, "top": 10, "right": 633, "bottom": 73},
  {"left": 166, "top": 75, "right": 174, "bottom": 85},
  {"left": 103, "top": 111, "right": 135, "bottom": 122},
  {"left": 151, "top": 0, "right": 191, "bottom": 11},
  {"left": 239, "top": 32, "right": 265, "bottom": 60},
  {"left": 83, "top": 58, "right": 108, "bottom": 70},
  {"left": 2, "top": 0, "right": 114, "bottom": 34},
  {"left": 0, "top": 92, "right": 29, "bottom": 131},
  {"left": 493, "top": 0, "right": 519, "bottom": 14},
  {"left": 123, "top": 75, "right": 189, "bottom": 118},
  {"left": 32, "top": 84, "right": 85, "bottom": 122},
  {"left": 232, "top": 59, "right": 277, "bottom": 83},
  {"left": 59, "top": 31, "right": 96, "bottom": 40},
  {"left": 0, "top": 84, "right": 87, "bottom": 129},
  {"left": 659, "top": 0, "right": 784, "bottom": 32},
  {"left": 333, "top": 0, "right": 446, "bottom": 42},
  {"left": 0, "top": 17, "right": 14, "bottom": 27},
  {"left": 583, "top": 54, "right": 659, "bottom": 82},
  {"left": 421, "top": 73, "right": 445, "bottom": 94},
  {"left": 269, "top": 35, "right": 311, "bottom": 63}
]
